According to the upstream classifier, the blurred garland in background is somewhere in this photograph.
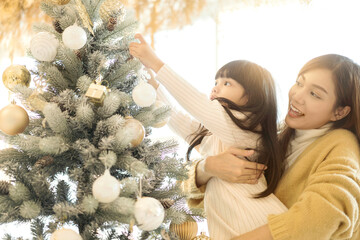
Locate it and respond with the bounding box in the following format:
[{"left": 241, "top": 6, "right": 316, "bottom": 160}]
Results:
[{"left": 0, "top": 0, "right": 311, "bottom": 60}]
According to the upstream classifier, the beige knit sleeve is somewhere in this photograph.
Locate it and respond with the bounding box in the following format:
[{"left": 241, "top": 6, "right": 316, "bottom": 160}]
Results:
[
  {"left": 156, "top": 85, "right": 201, "bottom": 144},
  {"left": 268, "top": 131, "right": 360, "bottom": 240}
]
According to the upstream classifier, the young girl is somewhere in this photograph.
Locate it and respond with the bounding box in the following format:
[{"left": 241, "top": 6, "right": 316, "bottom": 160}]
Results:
[
  {"left": 189, "top": 54, "right": 360, "bottom": 240},
  {"left": 129, "top": 34, "right": 287, "bottom": 239}
]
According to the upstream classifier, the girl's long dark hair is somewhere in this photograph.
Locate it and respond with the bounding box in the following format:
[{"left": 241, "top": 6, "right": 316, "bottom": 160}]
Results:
[
  {"left": 186, "top": 60, "right": 284, "bottom": 198},
  {"left": 279, "top": 54, "right": 360, "bottom": 160}
]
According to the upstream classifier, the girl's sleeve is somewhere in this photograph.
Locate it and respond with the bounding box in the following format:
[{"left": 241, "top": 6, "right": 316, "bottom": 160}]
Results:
[
  {"left": 156, "top": 65, "right": 260, "bottom": 148},
  {"left": 268, "top": 135, "right": 360, "bottom": 240},
  {"left": 156, "top": 85, "right": 201, "bottom": 144}
]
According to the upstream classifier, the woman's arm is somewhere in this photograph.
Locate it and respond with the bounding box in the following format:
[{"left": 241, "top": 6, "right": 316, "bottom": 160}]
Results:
[{"left": 183, "top": 147, "right": 265, "bottom": 208}]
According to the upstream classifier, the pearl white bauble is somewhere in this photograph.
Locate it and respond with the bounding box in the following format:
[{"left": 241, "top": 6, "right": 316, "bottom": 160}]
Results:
[
  {"left": 134, "top": 197, "right": 165, "bottom": 231},
  {"left": 30, "top": 32, "right": 59, "bottom": 62},
  {"left": 62, "top": 25, "right": 87, "bottom": 50},
  {"left": 124, "top": 117, "right": 145, "bottom": 147},
  {"left": 151, "top": 100, "right": 170, "bottom": 128},
  {"left": 92, "top": 169, "right": 120, "bottom": 203},
  {"left": 0, "top": 104, "right": 29, "bottom": 136},
  {"left": 50, "top": 228, "right": 82, "bottom": 240},
  {"left": 132, "top": 81, "right": 156, "bottom": 107}
]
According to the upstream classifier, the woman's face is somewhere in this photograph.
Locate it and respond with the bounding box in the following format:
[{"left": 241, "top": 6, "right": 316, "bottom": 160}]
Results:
[
  {"left": 210, "top": 77, "right": 248, "bottom": 106},
  {"left": 285, "top": 68, "right": 339, "bottom": 129}
]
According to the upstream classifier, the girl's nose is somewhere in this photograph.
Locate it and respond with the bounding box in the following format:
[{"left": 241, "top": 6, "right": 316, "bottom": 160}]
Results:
[{"left": 212, "top": 86, "right": 217, "bottom": 93}]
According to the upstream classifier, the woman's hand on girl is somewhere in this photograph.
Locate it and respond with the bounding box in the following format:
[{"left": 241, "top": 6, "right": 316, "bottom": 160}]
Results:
[
  {"left": 205, "top": 147, "right": 266, "bottom": 184},
  {"left": 129, "top": 34, "right": 164, "bottom": 73}
]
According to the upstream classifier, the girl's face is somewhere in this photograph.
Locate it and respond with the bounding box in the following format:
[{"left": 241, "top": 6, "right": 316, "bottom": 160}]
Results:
[
  {"left": 285, "top": 68, "right": 339, "bottom": 129},
  {"left": 210, "top": 77, "right": 248, "bottom": 106}
]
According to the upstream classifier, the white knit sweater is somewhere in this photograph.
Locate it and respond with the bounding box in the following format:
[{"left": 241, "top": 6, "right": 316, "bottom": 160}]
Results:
[{"left": 156, "top": 65, "right": 287, "bottom": 240}]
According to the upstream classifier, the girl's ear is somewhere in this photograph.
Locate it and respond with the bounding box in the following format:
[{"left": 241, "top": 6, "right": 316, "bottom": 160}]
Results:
[{"left": 331, "top": 106, "right": 351, "bottom": 121}]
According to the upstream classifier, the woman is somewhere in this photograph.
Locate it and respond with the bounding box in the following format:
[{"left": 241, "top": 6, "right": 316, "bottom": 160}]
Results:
[{"left": 185, "top": 54, "right": 360, "bottom": 239}]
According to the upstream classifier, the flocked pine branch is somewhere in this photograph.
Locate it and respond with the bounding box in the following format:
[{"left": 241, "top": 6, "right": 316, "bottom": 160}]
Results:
[{"left": 0, "top": 0, "right": 202, "bottom": 239}]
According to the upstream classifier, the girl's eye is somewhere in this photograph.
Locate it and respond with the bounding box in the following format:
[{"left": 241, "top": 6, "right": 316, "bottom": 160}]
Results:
[
  {"left": 310, "top": 91, "right": 321, "bottom": 99},
  {"left": 224, "top": 82, "right": 231, "bottom": 86},
  {"left": 214, "top": 81, "right": 218, "bottom": 86},
  {"left": 295, "top": 80, "right": 303, "bottom": 87}
]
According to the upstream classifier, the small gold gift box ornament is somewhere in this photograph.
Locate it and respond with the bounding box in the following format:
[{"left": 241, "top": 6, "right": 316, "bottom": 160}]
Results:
[{"left": 85, "top": 76, "right": 110, "bottom": 105}]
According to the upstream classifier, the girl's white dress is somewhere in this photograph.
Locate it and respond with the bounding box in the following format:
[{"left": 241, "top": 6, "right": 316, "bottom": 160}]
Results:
[{"left": 155, "top": 65, "right": 287, "bottom": 240}]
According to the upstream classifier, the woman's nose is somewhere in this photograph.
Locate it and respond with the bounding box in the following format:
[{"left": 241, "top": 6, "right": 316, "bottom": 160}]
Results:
[{"left": 291, "top": 88, "right": 305, "bottom": 105}]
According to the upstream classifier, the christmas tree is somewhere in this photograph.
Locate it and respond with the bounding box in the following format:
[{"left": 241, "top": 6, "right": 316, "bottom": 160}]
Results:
[{"left": 0, "top": 0, "right": 200, "bottom": 239}]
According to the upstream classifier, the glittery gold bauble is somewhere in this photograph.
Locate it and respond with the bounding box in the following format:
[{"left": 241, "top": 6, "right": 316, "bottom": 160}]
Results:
[
  {"left": 124, "top": 116, "right": 145, "bottom": 147},
  {"left": 0, "top": 104, "right": 29, "bottom": 136},
  {"left": 100, "top": 0, "right": 125, "bottom": 22},
  {"left": 170, "top": 221, "right": 198, "bottom": 240},
  {"left": 2, "top": 65, "right": 31, "bottom": 91},
  {"left": 51, "top": 0, "right": 71, "bottom": 5},
  {"left": 191, "top": 232, "right": 211, "bottom": 240}
]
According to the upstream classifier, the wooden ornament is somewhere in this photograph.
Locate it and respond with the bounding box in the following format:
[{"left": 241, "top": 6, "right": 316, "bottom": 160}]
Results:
[{"left": 170, "top": 221, "right": 198, "bottom": 240}]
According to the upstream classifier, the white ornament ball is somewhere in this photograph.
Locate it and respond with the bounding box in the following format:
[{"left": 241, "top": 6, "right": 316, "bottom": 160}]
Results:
[
  {"left": 151, "top": 100, "right": 170, "bottom": 128},
  {"left": 30, "top": 32, "right": 59, "bottom": 62},
  {"left": 50, "top": 228, "right": 82, "bottom": 240},
  {"left": 92, "top": 169, "right": 120, "bottom": 203},
  {"left": 62, "top": 25, "right": 87, "bottom": 50},
  {"left": 134, "top": 197, "right": 165, "bottom": 231},
  {"left": 132, "top": 81, "right": 156, "bottom": 107}
]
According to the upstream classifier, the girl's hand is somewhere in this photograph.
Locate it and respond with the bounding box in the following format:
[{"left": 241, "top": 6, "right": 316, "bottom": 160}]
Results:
[
  {"left": 205, "top": 147, "right": 266, "bottom": 184},
  {"left": 144, "top": 68, "right": 159, "bottom": 90},
  {"left": 129, "top": 34, "right": 164, "bottom": 73}
]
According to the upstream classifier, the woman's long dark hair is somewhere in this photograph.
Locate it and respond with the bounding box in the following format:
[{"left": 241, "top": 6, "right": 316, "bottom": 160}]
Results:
[
  {"left": 186, "top": 60, "right": 284, "bottom": 198},
  {"left": 279, "top": 54, "right": 360, "bottom": 160}
]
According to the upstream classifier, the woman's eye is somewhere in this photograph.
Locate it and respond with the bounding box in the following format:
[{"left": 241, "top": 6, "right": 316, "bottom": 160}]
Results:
[
  {"left": 310, "top": 91, "right": 320, "bottom": 99},
  {"left": 295, "top": 80, "right": 303, "bottom": 87}
]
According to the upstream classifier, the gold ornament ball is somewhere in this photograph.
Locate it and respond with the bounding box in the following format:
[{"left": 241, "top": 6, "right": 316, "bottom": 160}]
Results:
[
  {"left": 2, "top": 65, "right": 31, "bottom": 91},
  {"left": 191, "top": 232, "right": 211, "bottom": 240},
  {"left": 0, "top": 104, "right": 29, "bottom": 136},
  {"left": 51, "top": 0, "right": 71, "bottom": 5},
  {"left": 170, "top": 221, "right": 198, "bottom": 240},
  {"left": 125, "top": 116, "right": 145, "bottom": 147}
]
